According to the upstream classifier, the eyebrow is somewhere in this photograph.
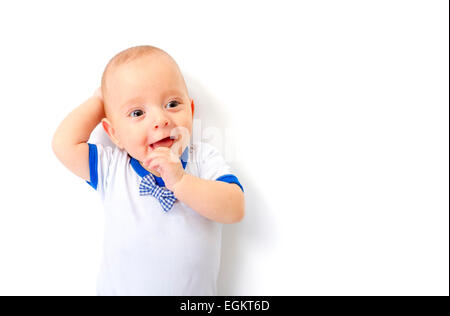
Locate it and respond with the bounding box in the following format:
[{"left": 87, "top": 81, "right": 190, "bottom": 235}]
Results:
[
  {"left": 120, "top": 90, "right": 185, "bottom": 110},
  {"left": 121, "top": 97, "right": 143, "bottom": 110}
]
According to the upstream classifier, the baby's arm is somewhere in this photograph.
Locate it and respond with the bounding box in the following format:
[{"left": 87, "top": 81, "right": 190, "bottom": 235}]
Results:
[
  {"left": 52, "top": 89, "right": 105, "bottom": 182},
  {"left": 172, "top": 174, "right": 245, "bottom": 224}
]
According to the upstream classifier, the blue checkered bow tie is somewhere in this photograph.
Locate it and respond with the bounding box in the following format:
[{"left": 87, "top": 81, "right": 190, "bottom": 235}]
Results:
[{"left": 139, "top": 173, "right": 177, "bottom": 212}]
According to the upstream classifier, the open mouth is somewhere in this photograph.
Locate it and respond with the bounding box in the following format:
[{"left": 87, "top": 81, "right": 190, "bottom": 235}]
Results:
[{"left": 150, "top": 135, "right": 177, "bottom": 149}]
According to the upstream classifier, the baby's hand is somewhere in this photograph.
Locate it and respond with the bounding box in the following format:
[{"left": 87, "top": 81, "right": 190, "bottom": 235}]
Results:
[{"left": 143, "top": 147, "right": 186, "bottom": 191}]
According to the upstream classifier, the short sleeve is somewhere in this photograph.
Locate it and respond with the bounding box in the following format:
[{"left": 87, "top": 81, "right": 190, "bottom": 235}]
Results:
[
  {"left": 198, "top": 142, "right": 244, "bottom": 192},
  {"left": 85, "top": 143, "right": 115, "bottom": 194}
]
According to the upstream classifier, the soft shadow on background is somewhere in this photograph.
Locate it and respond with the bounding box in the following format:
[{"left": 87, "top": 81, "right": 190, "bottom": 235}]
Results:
[{"left": 1, "top": 1, "right": 447, "bottom": 296}]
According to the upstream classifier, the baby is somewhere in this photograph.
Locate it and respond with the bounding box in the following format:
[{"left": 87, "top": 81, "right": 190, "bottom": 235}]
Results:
[{"left": 52, "top": 45, "right": 245, "bottom": 296}]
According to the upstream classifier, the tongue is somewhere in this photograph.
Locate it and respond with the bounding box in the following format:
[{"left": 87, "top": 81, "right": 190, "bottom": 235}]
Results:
[{"left": 152, "top": 137, "right": 174, "bottom": 149}]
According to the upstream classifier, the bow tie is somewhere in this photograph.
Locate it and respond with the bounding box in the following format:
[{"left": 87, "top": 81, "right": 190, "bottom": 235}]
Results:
[{"left": 139, "top": 173, "right": 177, "bottom": 212}]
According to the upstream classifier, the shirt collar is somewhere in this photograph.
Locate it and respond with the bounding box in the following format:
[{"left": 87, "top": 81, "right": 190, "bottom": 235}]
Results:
[{"left": 129, "top": 146, "right": 189, "bottom": 187}]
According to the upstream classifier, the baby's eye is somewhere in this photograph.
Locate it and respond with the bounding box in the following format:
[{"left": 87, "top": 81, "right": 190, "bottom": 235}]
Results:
[
  {"left": 166, "top": 100, "right": 179, "bottom": 109},
  {"left": 130, "top": 109, "right": 144, "bottom": 117}
]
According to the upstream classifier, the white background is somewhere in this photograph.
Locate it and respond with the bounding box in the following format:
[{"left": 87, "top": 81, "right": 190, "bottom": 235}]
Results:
[{"left": 0, "top": 0, "right": 448, "bottom": 295}]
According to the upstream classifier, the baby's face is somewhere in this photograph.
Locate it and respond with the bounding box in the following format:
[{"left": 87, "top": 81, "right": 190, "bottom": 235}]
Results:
[{"left": 102, "top": 54, "right": 194, "bottom": 163}]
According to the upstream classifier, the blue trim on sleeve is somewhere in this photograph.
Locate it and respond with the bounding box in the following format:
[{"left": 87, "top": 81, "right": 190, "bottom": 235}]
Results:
[
  {"left": 216, "top": 174, "right": 244, "bottom": 192},
  {"left": 85, "top": 143, "right": 98, "bottom": 190}
]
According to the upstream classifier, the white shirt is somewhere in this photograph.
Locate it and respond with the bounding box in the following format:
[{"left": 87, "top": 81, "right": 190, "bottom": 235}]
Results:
[{"left": 85, "top": 141, "right": 243, "bottom": 296}]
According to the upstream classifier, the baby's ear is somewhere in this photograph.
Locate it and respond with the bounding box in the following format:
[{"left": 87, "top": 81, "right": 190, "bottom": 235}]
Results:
[
  {"left": 190, "top": 99, "right": 195, "bottom": 116},
  {"left": 101, "top": 118, "right": 111, "bottom": 136},
  {"left": 101, "top": 118, "right": 122, "bottom": 148}
]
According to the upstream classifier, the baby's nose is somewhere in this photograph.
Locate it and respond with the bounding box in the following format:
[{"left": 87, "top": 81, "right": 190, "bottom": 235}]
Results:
[{"left": 153, "top": 118, "right": 169, "bottom": 129}]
